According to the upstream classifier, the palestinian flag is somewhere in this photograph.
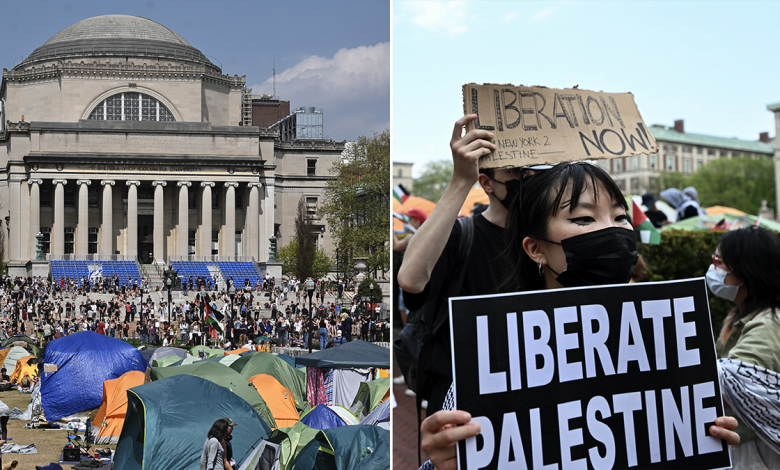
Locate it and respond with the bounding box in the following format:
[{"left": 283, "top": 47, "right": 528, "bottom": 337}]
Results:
[
  {"left": 204, "top": 300, "right": 224, "bottom": 334},
  {"left": 393, "top": 184, "right": 410, "bottom": 204},
  {"left": 632, "top": 200, "right": 661, "bottom": 245}
]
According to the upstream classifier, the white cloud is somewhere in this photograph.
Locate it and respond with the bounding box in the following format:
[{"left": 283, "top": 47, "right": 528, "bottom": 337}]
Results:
[
  {"left": 503, "top": 12, "right": 519, "bottom": 22},
  {"left": 403, "top": 1, "right": 470, "bottom": 37},
  {"left": 532, "top": 7, "right": 559, "bottom": 21},
  {"left": 251, "top": 42, "right": 389, "bottom": 141}
]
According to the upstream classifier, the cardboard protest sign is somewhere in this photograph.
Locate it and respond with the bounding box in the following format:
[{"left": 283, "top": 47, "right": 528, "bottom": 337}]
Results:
[
  {"left": 462, "top": 84, "right": 658, "bottom": 169},
  {"left": 449, "top": 278, "right": 730, "bottom": 470}
]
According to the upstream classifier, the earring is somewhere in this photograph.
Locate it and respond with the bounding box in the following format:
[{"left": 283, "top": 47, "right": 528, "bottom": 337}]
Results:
[{"left": 538, "top": 262, "right": 545, "bottom": 277}]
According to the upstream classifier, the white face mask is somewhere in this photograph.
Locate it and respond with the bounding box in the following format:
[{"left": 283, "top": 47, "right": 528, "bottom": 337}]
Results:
[{"left": 705, "top": 264, "right": 742, "bottom": 301}]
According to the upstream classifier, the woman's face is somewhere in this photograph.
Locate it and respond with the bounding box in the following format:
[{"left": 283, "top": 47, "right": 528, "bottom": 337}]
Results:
[
  {"left": 714, "top": 247, "right": 748, "bottom": 307},
  {"left": 533, "top": 179, "right": 632, "bottom": 289}
]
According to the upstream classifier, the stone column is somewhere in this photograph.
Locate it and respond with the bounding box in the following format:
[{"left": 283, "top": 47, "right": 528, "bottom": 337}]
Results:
[
  {"left": 263, "top": 179, "right": 275, "bottom": 261},
  {"left": 178, "top": 181, "right": 191, "bottom": 256},
  {"left": 52, "top": 180, "right": 67, "bottom": 255},
  {"left": 200, "top": 182, "right": 214, "bottom": 256},
  {"left": 8, "top": 181, "right": 21, "bottom": 261},
  {"left": 152, "top": 181, "right": 167, "bottom": 262},
  {"left": 28, "top": 179, "right": 42, "bottom": 260},
  {"left": 100, "top": 180, "right": 115, "bottom": 255},
  {"left": 126, "top": 181, "right": 141, "bottom": 257},
  {"left": 76, "top": 180, "right": 91, "bottom": 254},
  {"left": 20, "top": 180, "right": 30, "bottom": 260},
  {"left": 224, "top": 182, "right": 238, "bottom": 257},
  {"left": 247, "top": 182, "right": 262, "bottom": 260}
]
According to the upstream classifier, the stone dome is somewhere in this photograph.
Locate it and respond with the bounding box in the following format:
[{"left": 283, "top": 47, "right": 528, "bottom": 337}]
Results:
[{"left": 18, "top": 15, "right": 216, "bottom": 70}]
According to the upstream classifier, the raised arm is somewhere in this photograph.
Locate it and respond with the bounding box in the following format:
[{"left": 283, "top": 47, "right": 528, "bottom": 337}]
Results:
[{"left": 398, "top": 115, "right": 496, "bottom": 293}]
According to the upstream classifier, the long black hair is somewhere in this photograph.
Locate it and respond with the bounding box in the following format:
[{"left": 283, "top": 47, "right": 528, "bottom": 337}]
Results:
[
  {"left": 504, "top": 162, "right": 628, "bottom": 291},
  {"left": 718, "top": 227, "right": 780, "bottom": 331},
  {"left": 207, "top": 418, "right": 229, "bottom": 441}
]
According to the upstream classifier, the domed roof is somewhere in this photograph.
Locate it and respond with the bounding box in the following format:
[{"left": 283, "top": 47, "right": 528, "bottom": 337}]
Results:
[
  {"left": 43, "top": 15, "right": 192, "bottom": 47},
  {"left": 18, "top": 15, "right": 216, "bottom": 70}
]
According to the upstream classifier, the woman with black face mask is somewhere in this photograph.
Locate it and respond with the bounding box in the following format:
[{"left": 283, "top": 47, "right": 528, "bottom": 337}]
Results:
[
  {"left": 706, "top": 227, "right": 780, "bottom": 469},
  {"left": 419, "top": 161, "right": 741, "bottom": 470}
]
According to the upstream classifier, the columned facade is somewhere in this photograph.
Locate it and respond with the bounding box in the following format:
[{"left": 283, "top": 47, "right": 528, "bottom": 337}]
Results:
[
  {"left": 126, "top": 181, "right": 140, "bottom": 257},
  {"left": 76, "top": 180, "right": 91, "bottom": 254}
]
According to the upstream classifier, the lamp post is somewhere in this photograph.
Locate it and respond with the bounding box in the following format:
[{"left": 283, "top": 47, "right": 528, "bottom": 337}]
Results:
[{"left": 165, "top": 277, "right": 172, "bottom": 323}]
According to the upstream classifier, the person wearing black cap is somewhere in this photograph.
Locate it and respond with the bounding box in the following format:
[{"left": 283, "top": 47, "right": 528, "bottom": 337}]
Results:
[
  {"left": 642, "top": 192, "right": 670, "bottom": 229},
  {"left": 397, "top": 114, "right": 540, "bottom": 414},
  {"left": 222, "top": 417, "right": 236, "bottom": 470}
]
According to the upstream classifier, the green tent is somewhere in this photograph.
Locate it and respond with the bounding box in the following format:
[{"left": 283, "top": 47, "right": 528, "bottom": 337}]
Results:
[
  {"left": 290, "top": 425, "right": 389, "bottom": 470},
  {"left": 661, "top": 214, "right": 780, "bottom": 232},
  {"left": 150, "top": 361, "right": 276, "bottom": 428},
  {"left": 230, "top": 352, "right": 307, "bottom": 413},
  {"left": 189, "top": 345, "right": 224, "bottom": 357},
  {"left": 265, "top": 421, "right": 323, "bottom": 470},
  {"left": 349, "top": 378, "right": 390, "bottom": 420},
  {"left": 151, "top": 355, "right": 183, "bottom": 368},
  {"left": 114, "top": 374, "right": 271, "bottom": 470},
  {"left": 1, "top": 335, "right": 42, "bottom": 357}
]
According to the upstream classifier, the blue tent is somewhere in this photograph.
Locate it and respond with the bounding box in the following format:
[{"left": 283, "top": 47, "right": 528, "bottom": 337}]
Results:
[
  {"left": 300, "top": 404, "right": 349, "bottom": 430},
  {"left": 114, "top": 375, "right": 272, "bottom": 470},
  {"left": 41, "top": 331, "right": 148, "bottom": 421},
  {"left": 276, "top": 353, "right": 306, "bottom": 370}
]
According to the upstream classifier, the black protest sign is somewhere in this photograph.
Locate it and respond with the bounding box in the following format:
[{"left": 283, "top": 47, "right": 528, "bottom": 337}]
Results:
[{"left": 449, "top": 278, "right": 730, "bottom": 470}]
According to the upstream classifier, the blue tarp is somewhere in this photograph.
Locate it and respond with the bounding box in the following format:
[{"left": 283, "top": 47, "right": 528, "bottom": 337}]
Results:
[
  {"left": 277, "top": 353, "right": 306, "bottom": 369},
  {"left": 41, "top": 331, "right": 148, "bottom": 421},
  {"left": 114, "top": 375, "right": 271, "bottom": 470},
  {"left": 300, "top": 404, "right": 348, "bottom": 430}
]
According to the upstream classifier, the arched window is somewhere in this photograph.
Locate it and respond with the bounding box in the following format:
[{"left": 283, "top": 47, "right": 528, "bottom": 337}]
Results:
[{"left": 88, "top": 92, "right": 175, "bottom": 122}]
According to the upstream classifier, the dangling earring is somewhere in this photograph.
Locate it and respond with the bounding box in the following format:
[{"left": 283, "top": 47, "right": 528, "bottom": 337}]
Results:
[{"left": 538, "top": 262, "right": 545, "bottom": 277}]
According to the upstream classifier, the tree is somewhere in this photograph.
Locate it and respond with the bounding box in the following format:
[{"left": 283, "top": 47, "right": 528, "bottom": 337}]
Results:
[
  {"left": 659, "top": 157, "right": 776, "bottom": 214},
  {"left": 412, "top": 159, "right": 453, "bottom": 202},
  {"left": 321, "top": 130, "right": 390, "bottom": 275},
  {"left": 278, "top": 239, "right": 332, "bottom": 279},
  {"left": 357, "top": 278, "right": 383, "bottom": 301},
  {"left": 294, "top": 196, "right": 317, "bottom": 280}
]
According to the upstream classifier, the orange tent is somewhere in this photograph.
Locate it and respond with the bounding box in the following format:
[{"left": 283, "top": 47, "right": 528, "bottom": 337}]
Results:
[
  {"left": 248, "top": 373, "right": 300, "bottom": 429},
  {"left": 0, "top": 348, "right": 13, "bottom": 373},
  {"left": 91, "top": 371, "right": 145, "bottom": 444},
  {"left": 225, "top": 348, "right": 251, "bottom": 355},
  {"left": 393, "top": 196, "right": 436, "bottom": 233},
  {"left": 704, "top": 206, "right": 747, "bottom": 216},
  {"left": 459, "top": 187, "right": 489, "bottom": 216},
  {"left": 10, "top": 355, "right": 37, "bottom": 384}
]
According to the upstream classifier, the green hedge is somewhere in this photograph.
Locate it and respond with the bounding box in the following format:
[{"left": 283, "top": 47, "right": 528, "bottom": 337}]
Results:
[{"left": 638, "top": 229, "right": 731, "bottom": 337}]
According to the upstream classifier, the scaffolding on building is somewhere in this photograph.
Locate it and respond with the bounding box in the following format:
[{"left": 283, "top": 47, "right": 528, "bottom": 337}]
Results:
[{"left": 241, "top": 87, "right": 253, "bottom": 126}]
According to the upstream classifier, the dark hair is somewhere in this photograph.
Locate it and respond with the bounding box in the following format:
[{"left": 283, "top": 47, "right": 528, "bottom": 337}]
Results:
[
  {"left": 504, "top": 162, "right": 628, "bottom": 291},
  {"left": 718, "top": 227, "right": 780, "bottom": 324},
  {"left": 207, "top": 418, "right": 229, "bottom": 440}
]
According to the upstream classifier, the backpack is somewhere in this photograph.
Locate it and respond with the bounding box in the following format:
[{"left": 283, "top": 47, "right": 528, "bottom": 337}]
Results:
[{"left": 392, "top": 216, "right": 474, "bottom": 396}]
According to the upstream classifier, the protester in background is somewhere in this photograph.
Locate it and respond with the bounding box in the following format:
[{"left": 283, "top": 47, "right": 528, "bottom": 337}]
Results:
[
  {"left": 419, "top": 161, "right": 741, "bottom": 470},
  {"left": 709, "top": 227, "right": 780, "bottom": 468},
  {"left": 661, "top": 187, "right": 704, "bottom": 222},
  {"left": 318, "top": 319, "right": 328, "bottom": 351},
  {"left": 684, "top": 186, "right": 707, "bottom": 215},
  {"left": 200, "top": 418, "right": 228, "bottom": 470},
  {"left": 642, "top": 192, "right": 670, "bottom": 228}
]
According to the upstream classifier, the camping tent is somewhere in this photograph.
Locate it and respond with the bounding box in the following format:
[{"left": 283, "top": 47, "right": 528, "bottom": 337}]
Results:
[
  {"left": 230, "top": 352, "right": 307, "bottom": 413},
  {"left": 360, "top": 400, "right": 390, "bottom": 431},
  {"left": 299, "top": 404, "right": 359, "bottom": 430},
  {"left": 289, "top": 425, "right": 389, "bottom": 470},
  {"left": 114, "top": 374, "right": 271, "bottom": 470},
  {"left": 90, "top": 370, "right": 145, "bottom": 444},
  {"left": 150, "top": 361, "right": 276, "bottom": 428},
  {"left": 1, "top": 335, "right": 42, "bottom": 357},
  {"left": 248, "top": 374, "right": 300, "bottom": 428},
  {"left": 661, "top": 214, "right": 780, "bottom": 232},
  {"left": 9, "top": 355, "right": 38, "bottom": 384},
  {"left": 253, "top": 421, "right": 321, "bottom": 470},
  {"left": 350, "top": 377, "right": 389, "bottom": 420},
  {"left": 3, "top": 346, "right": 32, "bottom": 372},
  {"left": 295, "top": 341, "right": 389, "bottom": 369},
  {"left": 189, "top": 345, "right": 224, "bottom": 358},
  {"left": 296, "top": 341, "right": 389, "bottom": 409},
  {"left": 139, "top": 346, "right": 187, "bottom": 364},
  {"left": 225, "top": 348, "right": 251, "bottom": 355},
  {"left": 276, "top": 353, "right": 306, "bottom": 370},
  {"left": 41, "top": 331, "right": 148, "bottom": 422},
  {"left": 151, "top": 355, "right": 184, "bottom": 368}
]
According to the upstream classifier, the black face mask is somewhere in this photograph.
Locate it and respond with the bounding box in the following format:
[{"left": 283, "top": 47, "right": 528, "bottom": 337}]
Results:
[
  {"left": 544, "top": 226, "right": 638, "bottom": 287},
  {"left": 495, "top": 178, "right": 523, "bottom": 210},
  {"left": 225, "top": 434, "right": 233, "bottom": 441}
]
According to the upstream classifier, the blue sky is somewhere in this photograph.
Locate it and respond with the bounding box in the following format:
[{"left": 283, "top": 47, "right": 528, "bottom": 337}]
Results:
[
  {"left": 0, "top": 0, "right": 389, "bottom": 141},
  {"left": 393, "top": 0, "right": 780, "bottom": 176}
]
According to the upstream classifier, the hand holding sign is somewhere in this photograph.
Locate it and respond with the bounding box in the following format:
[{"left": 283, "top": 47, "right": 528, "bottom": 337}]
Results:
[
  {"left": 450, "top": 114, "right": 497, "bottom": 187},
  {"left": 421, "top": 411, "right": 481, "bottom": 470}
]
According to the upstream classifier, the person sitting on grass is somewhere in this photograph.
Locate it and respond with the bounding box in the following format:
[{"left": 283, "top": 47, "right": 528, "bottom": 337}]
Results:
[{"left": 17, "top": 372, "right": 32, "bottom": 393}]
